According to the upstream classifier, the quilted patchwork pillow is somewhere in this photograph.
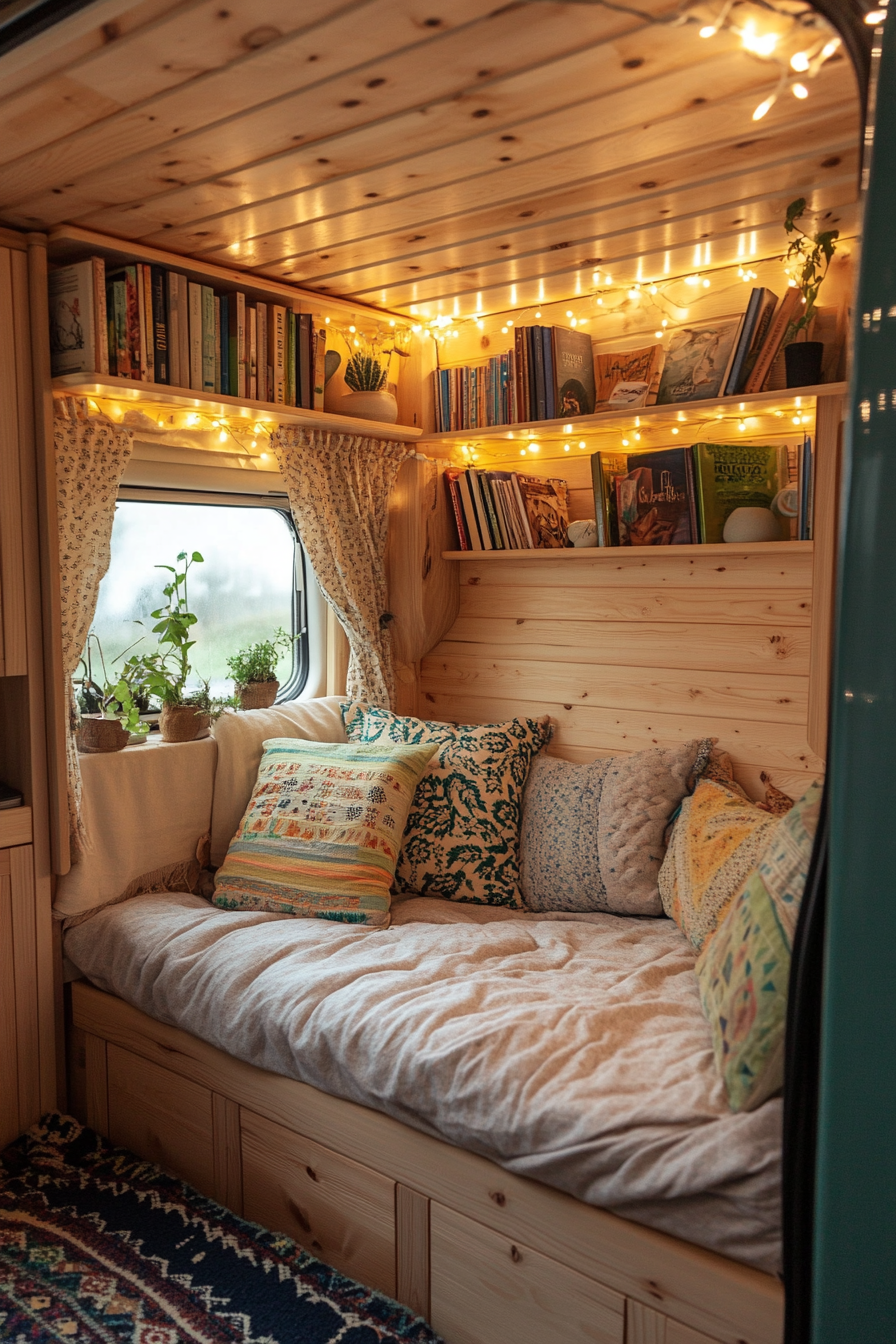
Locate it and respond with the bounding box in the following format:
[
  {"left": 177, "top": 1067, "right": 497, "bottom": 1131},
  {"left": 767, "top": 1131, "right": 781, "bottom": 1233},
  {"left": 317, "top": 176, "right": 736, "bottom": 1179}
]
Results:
[
  {"left": 341, "top": 703, "right": 552, "bottom": 908},
  {"left": 658, "top": 777, "right": 779, "bottom": 951},
  {"left": 213, "top": 737, "right": 437, "bottom": 928},
  {"left": 696, "top": 781, "right": 822, "bottom": 1111},
  {"left": 520, "top": 739, "right": 714, "bottom": 916}
]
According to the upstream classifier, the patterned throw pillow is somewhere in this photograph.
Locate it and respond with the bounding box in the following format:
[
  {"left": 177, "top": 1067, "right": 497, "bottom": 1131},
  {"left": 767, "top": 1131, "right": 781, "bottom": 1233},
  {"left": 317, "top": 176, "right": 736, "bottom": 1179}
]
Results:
[
  {"left": 213, "top": 738, "right": 437, "bottom": 928},
  {"left": 696, "top": 782, "right": 822, "bottom": 1111},
  {"left": 520, "top": 740, "right": 714, "bottom": 916},
  {"left": 658, "top": 777, "right": 779, "bottom": 951},
  {"left": 341, "top": 703, "right": 552, "bottom": 907}
]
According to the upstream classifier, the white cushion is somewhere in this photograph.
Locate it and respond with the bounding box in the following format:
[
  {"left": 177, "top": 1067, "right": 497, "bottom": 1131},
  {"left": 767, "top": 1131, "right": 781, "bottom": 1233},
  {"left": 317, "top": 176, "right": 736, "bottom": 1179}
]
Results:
[{"left": 209, "top": 697, "right": 347, "bottom": 865}]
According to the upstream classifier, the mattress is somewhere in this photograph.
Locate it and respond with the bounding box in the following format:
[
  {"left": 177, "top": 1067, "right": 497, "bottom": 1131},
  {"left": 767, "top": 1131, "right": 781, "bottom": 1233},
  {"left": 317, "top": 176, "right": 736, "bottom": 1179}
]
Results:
[{"left": 65, "top": 892, "right": 782, "bottom": 1276}]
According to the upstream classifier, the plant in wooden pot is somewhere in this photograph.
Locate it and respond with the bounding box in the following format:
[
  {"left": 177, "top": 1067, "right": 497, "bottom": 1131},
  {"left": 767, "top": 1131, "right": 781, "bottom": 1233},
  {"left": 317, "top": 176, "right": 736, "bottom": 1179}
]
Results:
[
  {"left": 75, "top": 634, "right": 150, "bottom": 753},
  {"left": 226, "top": 629, "right": 295, "bottom": 709},
  {"left": 338, "top": 328, "right": 408, "bottom": 423},
  {"left": 782, "top": 197, "right": 839, "bottom": 388},
  {"left": 124, "top": 550, "right": 210, "bottom": 743}
]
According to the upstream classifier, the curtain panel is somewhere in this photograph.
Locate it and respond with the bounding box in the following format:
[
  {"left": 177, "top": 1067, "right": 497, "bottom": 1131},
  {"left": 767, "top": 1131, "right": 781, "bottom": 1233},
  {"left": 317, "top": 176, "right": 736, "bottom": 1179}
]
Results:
[
  {"left": 55, "top": 415, "right": 134, "bottom": 860},
  {"left": 272, "top": 427, "right": 412, "bottom": 708}
]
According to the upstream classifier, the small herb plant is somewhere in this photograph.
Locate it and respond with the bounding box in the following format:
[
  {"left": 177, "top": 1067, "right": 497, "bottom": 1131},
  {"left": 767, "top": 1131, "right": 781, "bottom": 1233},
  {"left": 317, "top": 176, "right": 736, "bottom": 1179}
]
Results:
[
  {"left": 123, "top": 550, "right": 203, "bottom": 707},
  {"left": 76, "top": 634, "right": 149, "bottom": 738},
  {"left": 784, "top": 197, "right": 839, "bottom": 340},
  {"left": 184, "top": 677, "right": 238, "bottom": 721},
  {"left": 340, "top": 327, "right": 409, "bottom": 392},
  {"left": 344, "top": 352, "right": 388, "bottom": 392},
  {"left": 226, "top": 629, "right": 296, "bottom": 686}
]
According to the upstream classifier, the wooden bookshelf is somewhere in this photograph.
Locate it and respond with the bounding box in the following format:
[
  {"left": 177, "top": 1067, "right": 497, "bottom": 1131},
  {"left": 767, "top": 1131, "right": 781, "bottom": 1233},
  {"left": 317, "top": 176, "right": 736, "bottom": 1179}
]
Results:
[
  {"left": 52, "top": 373, "right": 423, "bottom": 443},
  {"left": 0, "top": 805, "right": 31, "bottom": 849},
  {"left": 443, "top": 541, "right": 813, "bottom": 560},
  {"left": 423, "top": 381, "right": 847, "bottom": 456}
]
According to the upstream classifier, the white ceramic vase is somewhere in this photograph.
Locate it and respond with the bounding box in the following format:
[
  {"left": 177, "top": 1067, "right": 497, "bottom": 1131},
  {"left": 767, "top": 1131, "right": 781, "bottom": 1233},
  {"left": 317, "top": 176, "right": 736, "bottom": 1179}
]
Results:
[
  {"left": 722, "top": 507, "right": 784, "bottom": 543},
  {"left": 340, "top": 390, "right": 398, "bottom": 424}
]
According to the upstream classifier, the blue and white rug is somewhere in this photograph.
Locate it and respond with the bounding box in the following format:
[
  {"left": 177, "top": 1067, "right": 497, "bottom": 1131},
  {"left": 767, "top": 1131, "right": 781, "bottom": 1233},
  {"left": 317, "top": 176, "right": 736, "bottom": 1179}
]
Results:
[{"left": 0, "top": 1112, "right": 443, "bottom": 1344}]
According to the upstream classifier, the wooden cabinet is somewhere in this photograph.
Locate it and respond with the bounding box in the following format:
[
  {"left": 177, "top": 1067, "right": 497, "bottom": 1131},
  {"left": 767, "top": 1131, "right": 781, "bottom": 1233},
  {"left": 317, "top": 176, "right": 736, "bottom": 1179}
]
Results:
[
  {"left": 241, "top": 1107, "right": 397, "bottom": 1297},
  {"left": 429, "top": 1203, "right": 625, "bottom": 1344},
  {"left": 0, "top": 841, "right": 40, "bottom": 1149}
]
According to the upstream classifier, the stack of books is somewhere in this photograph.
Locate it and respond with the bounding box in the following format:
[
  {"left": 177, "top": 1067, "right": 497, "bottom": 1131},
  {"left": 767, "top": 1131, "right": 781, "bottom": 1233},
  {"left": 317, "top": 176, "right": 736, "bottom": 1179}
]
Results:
[
  {"left": 591, "top": 438, "right": 813, "bottom": 547},
  {"left": 433, "top": 325, "right": 596, "bottom": 431},
  {"left": 48, "top": 255, "right": 328, "bottom": 410},
  {"left": 444, "top": 468, "right": 571, "bottom": 549}
]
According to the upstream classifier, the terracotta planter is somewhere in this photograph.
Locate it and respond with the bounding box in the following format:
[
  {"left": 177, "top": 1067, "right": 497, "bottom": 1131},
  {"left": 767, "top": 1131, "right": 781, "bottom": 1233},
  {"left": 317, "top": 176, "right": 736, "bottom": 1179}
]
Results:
[
  {"left": 78, "top": 714, "right": 129, "bottom": 754},
  {"left": 340, "top": 389, "right": 398, "bottom": 423},
  {"left": 159, "top": 703, "right": 210, "bottom": 743},
  {"left": 237, "top": 680, "right": 279, "bottom": 710}
]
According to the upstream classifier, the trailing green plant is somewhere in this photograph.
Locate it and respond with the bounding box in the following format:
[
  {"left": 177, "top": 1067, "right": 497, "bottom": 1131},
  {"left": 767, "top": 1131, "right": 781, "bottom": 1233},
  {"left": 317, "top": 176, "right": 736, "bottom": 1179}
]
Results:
[
  {"left": 344, "top": 352, "right": 388, "bottom": 392},
  {"left": 123, "top": 550, "right": 204, "bottom": 707},
  {"left": 184, "top": 677, "right": 239, "bottom": 721},
  {"left": 226, "top": 628, "right": 296, "bottom": 686},
  {"left": 783, "top": 197, "right": 839, "bottom": 341},
  {"left": 75, "top": 633, "right": 149, "bottom": 737}
]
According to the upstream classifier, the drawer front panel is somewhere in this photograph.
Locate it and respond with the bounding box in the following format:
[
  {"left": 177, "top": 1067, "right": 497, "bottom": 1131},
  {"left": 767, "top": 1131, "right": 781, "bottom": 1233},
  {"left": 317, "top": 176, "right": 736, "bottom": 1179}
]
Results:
[
  {"left": 106, "top": 1043, "right": 216, "bottom": 1200},
  {"left": 430, "top": 1203, "right": 625, "bottom": 1344},
  {"left": 241, "top": 1107, "right": 396, "bottom": 1297}
]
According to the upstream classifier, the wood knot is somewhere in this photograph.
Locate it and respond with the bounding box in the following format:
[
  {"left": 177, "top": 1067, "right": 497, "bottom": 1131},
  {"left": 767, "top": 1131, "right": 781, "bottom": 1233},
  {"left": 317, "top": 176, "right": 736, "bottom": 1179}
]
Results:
[
  {"left": 510, "top": 1245, "right": 523, "bottom": 1263},
  {"left": 306, "top": 1166, "right": 318, "bottom": 1182},
  {"left": 515, "top": 618, "right": 525, "bottom": 626},
  {"left": 467, "top": 576, "right": 481, "bottom": 586},
  {"left": 287, "top": 1199, "right": 312, "bottom": 1234},
  {"left": 489, "top": 1190, "right": 506, "bottom": 1206},
  {"left": 647, "top": 1279, "right": 664, "bottom": 1300}
]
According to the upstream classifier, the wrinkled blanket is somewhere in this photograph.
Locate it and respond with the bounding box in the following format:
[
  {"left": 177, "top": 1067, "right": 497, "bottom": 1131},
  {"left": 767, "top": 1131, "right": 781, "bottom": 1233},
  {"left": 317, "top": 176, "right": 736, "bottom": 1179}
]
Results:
[{"left": 66, "top": 892, "right": 782, "bottom": 1275}]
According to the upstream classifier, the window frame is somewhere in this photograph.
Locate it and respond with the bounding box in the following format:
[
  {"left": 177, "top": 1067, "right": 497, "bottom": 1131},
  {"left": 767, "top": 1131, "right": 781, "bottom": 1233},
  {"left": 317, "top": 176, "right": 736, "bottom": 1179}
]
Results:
[{"left": 113, "top": 485, "right": 309, "bottom": 702}]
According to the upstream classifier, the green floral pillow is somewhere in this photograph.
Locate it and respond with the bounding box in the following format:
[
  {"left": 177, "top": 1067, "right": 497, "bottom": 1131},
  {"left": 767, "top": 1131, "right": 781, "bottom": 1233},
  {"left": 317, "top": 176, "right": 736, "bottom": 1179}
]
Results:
[
  {"left": 341, "top": 703, "right": 552, "bottom": 907},
  {"left": 695, "top": 781, "right": 822, "bottom": 1111}
]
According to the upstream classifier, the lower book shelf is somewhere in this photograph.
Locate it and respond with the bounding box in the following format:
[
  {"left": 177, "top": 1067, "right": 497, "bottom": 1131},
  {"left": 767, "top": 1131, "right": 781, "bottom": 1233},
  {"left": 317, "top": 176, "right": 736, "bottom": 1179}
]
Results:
[{"left": 442, "top": 541, "right": 813, "bottom": 559}]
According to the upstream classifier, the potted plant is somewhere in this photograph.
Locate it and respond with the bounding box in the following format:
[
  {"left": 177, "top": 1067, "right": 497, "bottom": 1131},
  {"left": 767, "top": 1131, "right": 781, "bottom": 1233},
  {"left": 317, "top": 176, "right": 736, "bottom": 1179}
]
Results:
[
  {"left": 124, "top": 550, "right": 210, "bottom": 743},
  {"left": 782, "top": 197, "right": 839, "bottom": 388},
  {"left": 75, "top": 634, "right": 150, "bottom": 753},
  {"left": 226, "top": 629, "right": 296, "bottom": 709},
  {"left": 338, "top": 329, "right": 406, "bottom": 423}
]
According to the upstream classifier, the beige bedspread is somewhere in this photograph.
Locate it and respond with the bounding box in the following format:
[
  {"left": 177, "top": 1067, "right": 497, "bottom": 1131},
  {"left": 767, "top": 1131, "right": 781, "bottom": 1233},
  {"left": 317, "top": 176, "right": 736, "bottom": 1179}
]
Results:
[{"left": 65, "top": 892, "right": 782, "bottom": 1275}]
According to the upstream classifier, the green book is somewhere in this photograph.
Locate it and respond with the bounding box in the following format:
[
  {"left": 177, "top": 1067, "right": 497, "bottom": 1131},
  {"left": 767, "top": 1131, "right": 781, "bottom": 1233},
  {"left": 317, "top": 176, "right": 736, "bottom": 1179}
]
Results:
[
  {"left": 690, "top": 442, "right": 782, "bottom": 543},
  {"left": 590, "top": 451, "right": 628, "bottom": 546}
]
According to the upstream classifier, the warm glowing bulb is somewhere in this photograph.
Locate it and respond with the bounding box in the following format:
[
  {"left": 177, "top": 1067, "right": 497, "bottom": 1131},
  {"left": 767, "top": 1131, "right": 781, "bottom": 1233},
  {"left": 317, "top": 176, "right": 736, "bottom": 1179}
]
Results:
[
  {"left": 753, "top": 94, "right": 776, "bottom": 120},
  {"left": 596, "top": 298, "right": 603, "bottom": 305},
  {"left": 571, "top": 317, "right": 577, "bottom": 326},
  {"left": 821, "top": 37, "right": 841, "bottom": 58},
  {"left": 186, "top": 413, "right": 200, "bottom": 426},
  {"left": 793, "top": 415, "right": 802, "bottom": 425},
  {"left": 564, "top": 442, "right": 571, "bottom": 451},
  {"left": 529, "top": 442, "right": 540, "bottom": 452},
  {"left": 649, "top": 284, "right": 658, "bottom": 294},
  {"left": 866, "top": 8, "right": 886, "bottom": 22},
  {"left": 792, "top": 81, "right": 809, "bottom": 98},
  {"left": 685, "top": 274, "right": 700, "bottom": 286},
  {"left": 622, "top": 438, "right": 630, "bottom": 446},
  {"left": 740, "top": 21, "right": 779, "bottom": 56},
  {"left": 508, "top": 319, "right": 514, "bottom": 326},
  {"left": 699, "top": 23, "right": 716, "bottom": 37},
  {"left": 671, "top": 426, "right": 679, "bottom": 435},
  {"left": 655, "top": 331, "right": 663, "bottom": 338},
  {"left": 628, "top": 288, "right": 640, "bottom": 300},
  {"left": 578, "top": 440, "right": 586, "bottom": 449},
  {"left": 566, "top": 310, "right": 574, "bottom": 317},
  {"left": 389, "top": 319, "right": 395, "bottom": 327},
  {"left": 325, "top": 316, "right": 331, "bottom": 324},
  {"left": 634, "top": 432, "right": 641, "bottom": 441},
  {"left": 703, "top": 278, "right": 711, "bottom": 287},
  {"left": 738, "top": 421, "right": 746, "bottom": 432},
  {"left": 476, "top": 320, "right": 484, "bottom": 329},
  {"left": 501, "top": 326, "right": 508, "bottom": 334},
  {"left": 535, "top": 310, "right": 542, "bottom": 318},
  {"left": 790, "top": 50, "right": 810, "bottom": 71},
  {"left": 219, "top": 430, "right": 227, "bottom": 443},
  {"left": 349, "top": 324, "right": 356, "bottom": 333},
  {"left": 251, "top": 439, "right": 257, "bottom": 448},
  {"left": 519, "top": 449, "right": 527, "bottom": 457},
  {"left": 604, "top": 274, "right": 612, "bottom": 284},
  {"left": 212, "top": 419, "right": 221, "bottom": 427}
]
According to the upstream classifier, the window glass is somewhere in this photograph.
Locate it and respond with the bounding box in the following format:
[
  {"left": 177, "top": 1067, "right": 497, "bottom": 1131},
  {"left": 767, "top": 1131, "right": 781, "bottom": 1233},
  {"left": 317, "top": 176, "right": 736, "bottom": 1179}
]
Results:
[{"left": 90, "top": 500, "right": 303, "bottom": 698}]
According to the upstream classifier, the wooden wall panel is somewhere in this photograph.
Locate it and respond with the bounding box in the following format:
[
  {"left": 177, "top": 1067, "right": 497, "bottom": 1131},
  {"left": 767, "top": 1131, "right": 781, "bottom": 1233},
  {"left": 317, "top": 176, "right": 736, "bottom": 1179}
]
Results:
[{"left": 421, "top": 544, "right": 821, "bottom": 799}]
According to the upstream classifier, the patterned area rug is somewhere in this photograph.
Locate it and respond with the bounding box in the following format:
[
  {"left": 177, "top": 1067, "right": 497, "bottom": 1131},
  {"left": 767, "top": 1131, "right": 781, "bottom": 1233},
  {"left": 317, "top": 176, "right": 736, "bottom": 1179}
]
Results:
[{"left": 0, "top": 1113, "right": 442, "bottom": 1344}]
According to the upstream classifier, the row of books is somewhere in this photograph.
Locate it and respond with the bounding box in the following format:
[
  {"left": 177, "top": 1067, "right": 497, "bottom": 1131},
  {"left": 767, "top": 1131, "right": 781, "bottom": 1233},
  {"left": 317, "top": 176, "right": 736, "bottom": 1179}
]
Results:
[
  {"left": 445, "top": 439, "right": 814, "bottom": 550},
  {"left": 48, "top": 256, "right": 327, "bottom": 409},
  {"left": 432, "top": 285, "right": 811, "bottom": 433},
  {"left": 592, "top": 440, "right": 813, "bottom": 547},
  {"left": 443, "top": 468, "right": 571, "bottom": 550}
]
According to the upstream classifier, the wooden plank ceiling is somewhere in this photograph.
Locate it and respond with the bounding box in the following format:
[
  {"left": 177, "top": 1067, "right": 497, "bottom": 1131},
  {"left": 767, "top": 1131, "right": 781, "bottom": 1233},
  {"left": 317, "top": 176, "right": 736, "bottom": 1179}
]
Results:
[{"left": 0, "top": 0, "right": 861, "bottom": 318}]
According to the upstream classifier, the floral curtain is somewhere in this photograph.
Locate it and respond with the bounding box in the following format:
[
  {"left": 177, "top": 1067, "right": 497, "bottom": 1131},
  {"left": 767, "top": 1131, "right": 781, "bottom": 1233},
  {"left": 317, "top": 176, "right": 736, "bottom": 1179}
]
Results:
[
  {"left": 272, "top": 427, "right": 413, "bottom": 708},
  {"left": 56, "top": 415, "right": 134, "bottom": 860}
]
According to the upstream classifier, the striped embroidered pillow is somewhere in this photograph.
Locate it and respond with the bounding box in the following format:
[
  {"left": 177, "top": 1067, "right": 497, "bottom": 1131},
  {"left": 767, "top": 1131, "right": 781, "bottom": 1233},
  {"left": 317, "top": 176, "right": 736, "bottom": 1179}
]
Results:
[{"left": 213, "top": 737, "right": 438, "bottom": 928}]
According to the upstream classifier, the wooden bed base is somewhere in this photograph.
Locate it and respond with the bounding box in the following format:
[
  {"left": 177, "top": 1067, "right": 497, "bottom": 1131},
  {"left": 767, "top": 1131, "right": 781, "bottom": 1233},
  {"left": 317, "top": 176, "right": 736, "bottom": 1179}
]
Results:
[{"left": 69, "top": 981, "right": 782, "bottom": 1344}]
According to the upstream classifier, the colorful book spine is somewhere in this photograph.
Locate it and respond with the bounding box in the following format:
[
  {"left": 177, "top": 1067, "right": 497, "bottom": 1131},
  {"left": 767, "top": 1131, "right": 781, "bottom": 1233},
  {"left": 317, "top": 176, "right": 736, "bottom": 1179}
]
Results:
[
  {"left": 188, "top": 281, "right": 202, "bottom": 390},
  {"left": 269, "top": 305, "right": 286, "bottom": 404},
  {"left": 150, "top": 265, "right": 168, "bottom": 384},
  {"left": 248, "top": 305, "right": 257, "bottom": 400},
  {"left": 443, "top": 468, "right": 469, "bottom": 549},
  {"left": 298, "top": 313, "right": 312, "bottom": 409},
  {"left": 201, "top": 284, "right": 215, "bottom": 393},
  {"left": 214, "top": 295, "right": 221, "bottom": 393},
  {"left": 312, "top": 317, "right": 327, "bottom": 411},
  {"left": 220, "top": 294, "right": 230, "bottom": 394},
  {"left": 166, "top": 272, "right": 181, "bottom": 387},
  {"left": 256, "top": 301, "right": 268, "bottom": 402}
]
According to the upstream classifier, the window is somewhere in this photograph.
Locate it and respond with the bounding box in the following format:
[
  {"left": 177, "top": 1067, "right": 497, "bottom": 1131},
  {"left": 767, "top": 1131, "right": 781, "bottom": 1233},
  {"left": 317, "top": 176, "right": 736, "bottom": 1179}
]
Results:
[{"left": 91, "top": 497, "right": 307, "bottom": 699}]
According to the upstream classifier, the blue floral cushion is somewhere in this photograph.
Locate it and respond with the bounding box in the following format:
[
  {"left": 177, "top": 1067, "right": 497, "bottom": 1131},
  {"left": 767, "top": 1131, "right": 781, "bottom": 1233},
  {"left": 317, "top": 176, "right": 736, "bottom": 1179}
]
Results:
[
  {"left": 520, "top": 741, "right": 714, "bottom": 915},
  {"left": 341, "top": 703, "right": 552, "bottom": 907}
]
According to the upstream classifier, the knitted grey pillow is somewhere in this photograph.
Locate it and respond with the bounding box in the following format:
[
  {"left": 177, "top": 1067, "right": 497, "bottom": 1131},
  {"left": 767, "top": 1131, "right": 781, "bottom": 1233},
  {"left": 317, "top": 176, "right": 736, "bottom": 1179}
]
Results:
[{"left": 519, "top": 740, "right": 714, "bottom": 915}]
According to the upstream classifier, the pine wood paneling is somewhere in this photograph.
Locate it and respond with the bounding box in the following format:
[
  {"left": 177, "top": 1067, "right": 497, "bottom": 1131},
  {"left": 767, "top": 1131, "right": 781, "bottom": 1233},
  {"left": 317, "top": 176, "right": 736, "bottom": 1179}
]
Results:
[
  {"left": 457, "top": 582, "right": 810, "bottom": 627},
  {"left": 241, "top": 1107, "right": 397, "bottom": 1296},
  {"left": 429, "top": 1203, "right": 625, "bottom": 1344},
  {"left": 0, "top": 852, "right": 18, "bottom": 1149},
  {"left": 106, "top": 1041, "right": 217, "bottom": 1198},
  {"left": 212, "top": 1094, "right": 243, "bottom": 1215},
  {"left": 396, "top": 1184, "right": 430, "bottom": 1319},
  {"left": 0, "top": 247, "right": 27, "bottom": 676}
]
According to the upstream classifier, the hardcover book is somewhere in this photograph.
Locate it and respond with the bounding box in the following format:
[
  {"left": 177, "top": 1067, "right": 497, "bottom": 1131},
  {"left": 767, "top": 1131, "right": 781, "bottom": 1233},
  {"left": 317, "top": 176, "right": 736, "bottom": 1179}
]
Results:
[
  {"left": 690, "top": 441, "right": 783, "bottom": 542},
  {"left": 552, "top": 326, "right": 596, "bottom": 416},
  {"left": 590, "top": 450, "right": 629, "bottom": 546},
  {"left": 655, "top": 321, "right": 742, "bottom": 403},
  {"left": 150, "top": 264, "right": 168, "bottom": 384},
  {"left": 107, "top": 265, "right": 141, "bottom": 381},
  {"left": 187, "top": 281, "right": 203, "bottom": 391},
  {"left": 269, "top": 306, "right": 286, "bottom": 404},
  {"left": 743, "top": 288, "right": 803, "bottom": 393},
  {"left": 256, "top": 301, "right": 268, "bottom": 402},
  {"left": 516, "top": 475, "right": 570, "bottom": 548},
  {"left": 443, "top": 468, "right": 470, "bottom": 549},
  {"left": 49, "top": 260, "right": 99, "bottom": 376},
  {"left": 615, "top": 447, "right": 696, "bottom": 545},
  {"left": 201, "top": 285, "right": 215, "bottom": 393},
  {"left": 594, "top": 344, "right": 664, "bottom": 406}
]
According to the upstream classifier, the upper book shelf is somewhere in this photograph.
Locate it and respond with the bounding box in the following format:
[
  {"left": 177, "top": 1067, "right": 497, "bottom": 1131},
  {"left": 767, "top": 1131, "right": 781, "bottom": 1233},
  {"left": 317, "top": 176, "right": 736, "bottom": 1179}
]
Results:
[{"left": 422, "top": 381, "right": 847, "bottom": 459}]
